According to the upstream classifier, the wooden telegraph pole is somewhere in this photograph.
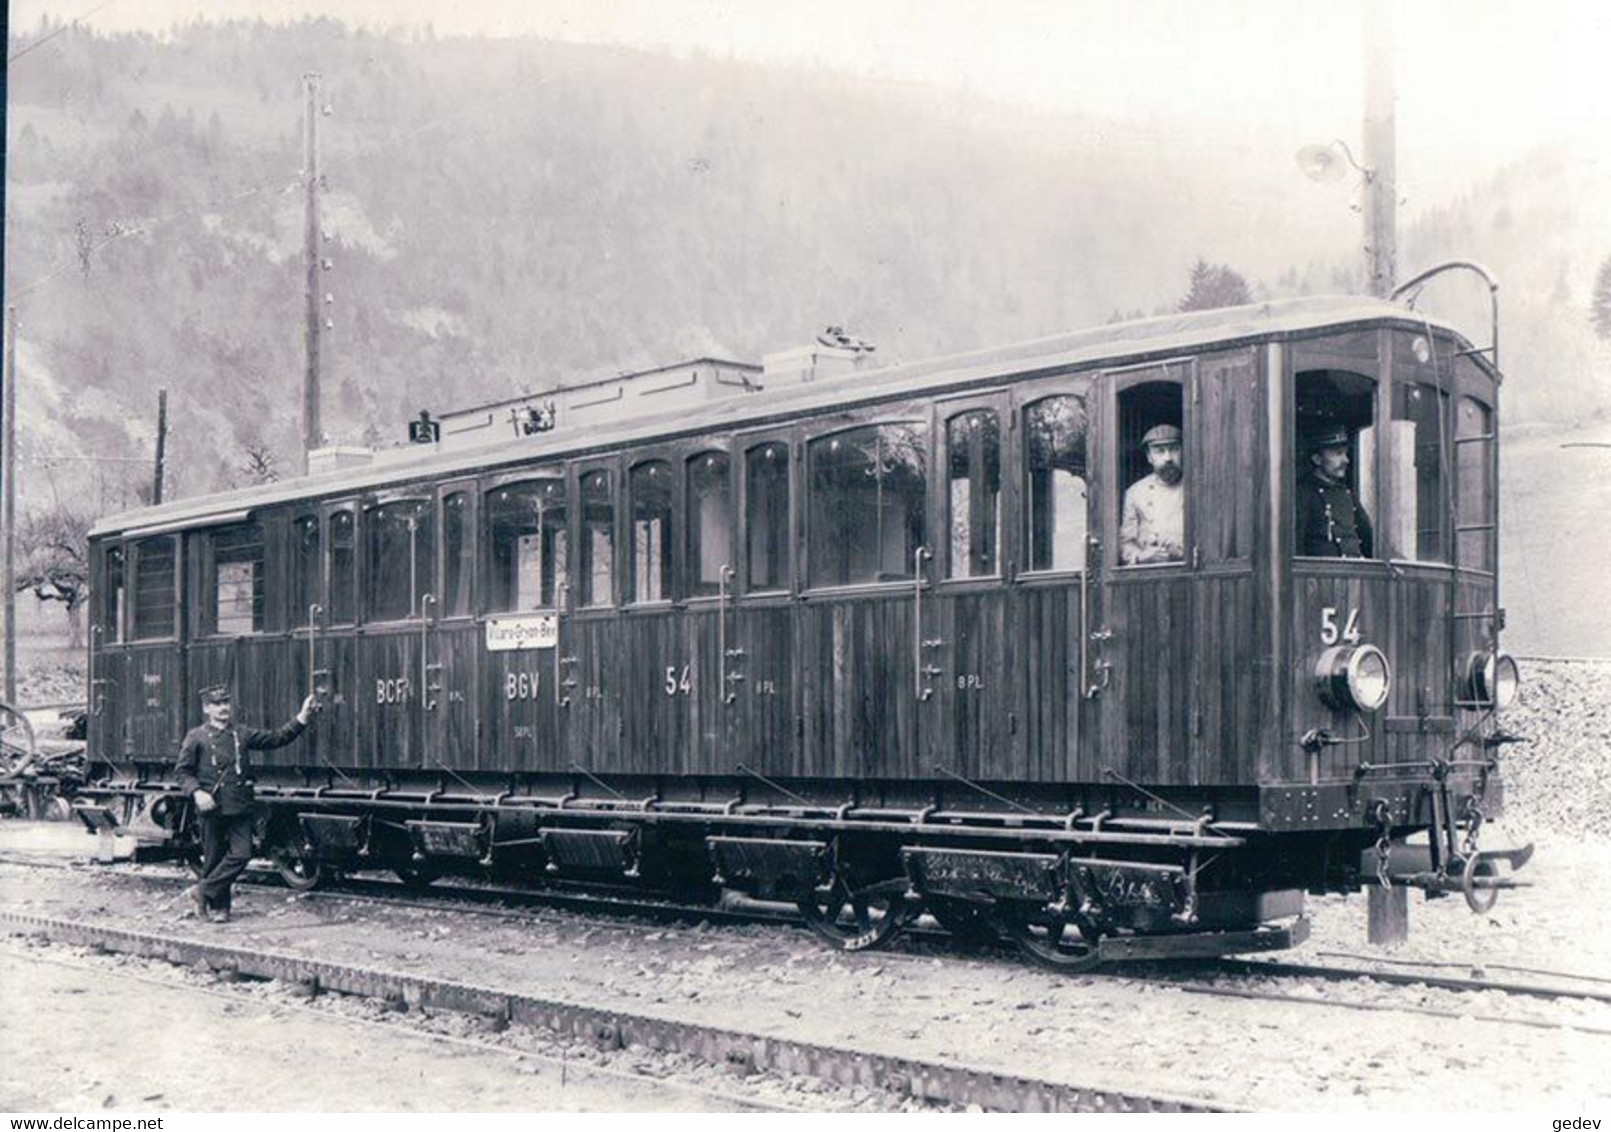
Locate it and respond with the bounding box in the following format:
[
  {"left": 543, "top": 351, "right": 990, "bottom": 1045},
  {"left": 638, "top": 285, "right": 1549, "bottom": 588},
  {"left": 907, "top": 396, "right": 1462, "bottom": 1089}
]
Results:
[
  {"left": 1362, "top": 0, "right": 1408, "bottom": 945},
  {"left": 301, "top": 72, "right": 324, "bottom": 475},
  {"left": 153, "top": 388, "right": 168, "bottom": 505},
  {"left": 1362, "top": 0, "right": 1397, "bottom": 299}
]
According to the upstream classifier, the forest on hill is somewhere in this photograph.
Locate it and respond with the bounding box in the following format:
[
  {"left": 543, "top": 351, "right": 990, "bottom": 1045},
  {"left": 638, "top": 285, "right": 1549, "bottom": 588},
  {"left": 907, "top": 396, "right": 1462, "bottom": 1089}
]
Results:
[{"left": 6, "top": 15, "right": 1611, "bottom": 520}]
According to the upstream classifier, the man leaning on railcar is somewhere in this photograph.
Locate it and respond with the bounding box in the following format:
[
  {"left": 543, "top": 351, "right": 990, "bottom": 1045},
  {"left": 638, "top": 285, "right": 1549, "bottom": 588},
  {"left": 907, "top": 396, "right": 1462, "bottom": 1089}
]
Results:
[
  {"left": 1297, "top": 422, "right": 1374, "bottom": 557},
  {"left": 176, "top": 685, "right": 320, "bottom": 922}
]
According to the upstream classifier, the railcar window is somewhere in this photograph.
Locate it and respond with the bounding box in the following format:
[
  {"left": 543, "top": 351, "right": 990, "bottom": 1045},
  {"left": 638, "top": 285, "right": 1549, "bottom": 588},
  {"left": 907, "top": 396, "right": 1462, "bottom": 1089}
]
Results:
[
  {"left": 328, "top": 510, "right": 356, "bottom": 625},
  {"left": 945, "top": 410, "right": 1001, "bottom": 578},
  {"left": 442, "top": 492, "right": 472, "bottom": 617},
  {"left": 1024, "top": 396, "right": 1088, "bottom": 572},
  {"left": 746, "top": 442, "right": 790, "bottom": 591},
  {"left": 99, "top": 545, "right": 125, "bottom": 643},
  {"left": 290, "top": 515, "right": 320, "bottom": 628},
  {"left": 687, "top": 451, "right": 733, "bottom": 597},
  {"left": 808, "top": 423, "right": 927, "bottom": 588},
  {"left": 629, "top": 461, "right": 674, "bottom": 603},
  {"left": 1456, "top": 396, "right": 1495, "bottom": 572},
  {"left": 365, "top": 500, "right": 434, "bottom": 621},
  {"left": 1388, "top": 382, "right": 1449, "bottom": 563},
  {"left": 1294, "top": 370, "right": 1377, "bottom": 559},
  {"left": 208, "top": 522, "right": 264, "bottom": 635},
  {"left": 1115, "top": 381, "right": 1185, "bottom": 567},
  {"left": 130, "top": 536, "right": 176, "bottom": 640},
  {"left": 485, "top": 479, "right": 567, "bottom": 611},
  {"left": 579, "top": 470, "right": 614, "bottom": 607}
]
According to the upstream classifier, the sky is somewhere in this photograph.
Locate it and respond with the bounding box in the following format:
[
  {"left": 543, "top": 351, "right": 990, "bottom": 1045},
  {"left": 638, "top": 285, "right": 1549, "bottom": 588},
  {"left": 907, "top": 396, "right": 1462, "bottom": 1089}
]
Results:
[{"left": 7, "top": 0, "right": 1609, "bottom": 212}]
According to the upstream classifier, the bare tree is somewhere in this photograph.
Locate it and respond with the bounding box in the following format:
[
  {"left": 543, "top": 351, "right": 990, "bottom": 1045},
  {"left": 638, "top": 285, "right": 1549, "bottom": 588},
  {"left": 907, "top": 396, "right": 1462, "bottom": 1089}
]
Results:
[
  {"left": 239, "top": 442, "right": 281, "bottom": 486},
  {"left": 16, "top": 505, "right": 92, "bottom": 649}
]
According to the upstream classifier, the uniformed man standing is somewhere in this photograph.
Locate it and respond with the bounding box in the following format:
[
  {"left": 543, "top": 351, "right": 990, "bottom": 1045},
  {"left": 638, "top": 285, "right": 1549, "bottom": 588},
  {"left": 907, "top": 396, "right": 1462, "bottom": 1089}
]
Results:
[
  {"left": 1296, "top": 422, "right": 1374, "bottom": 557},
  {"left": 1119, "top": 423, "right": 1185, "bottom": 565},
  {"left": 176, "top": 686, "right": 320, "bottom": 922}
]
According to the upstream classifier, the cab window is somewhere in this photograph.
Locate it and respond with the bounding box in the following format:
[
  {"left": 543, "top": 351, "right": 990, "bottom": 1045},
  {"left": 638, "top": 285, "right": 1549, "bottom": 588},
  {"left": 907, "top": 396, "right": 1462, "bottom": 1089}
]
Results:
[
  {"left": 745, "top": 442, "right": 790, "bottom": 592},
  {"left": 130, "top": 536, "right": 177, "bottom": 640},
  {"left": 1294, "top": 370, "right": 1377, "bottom": 559},
  {"left": 628, "top": 460, "right": 674, "bottom": 603},
  {"left": 485, "top": 479, "right": 566, "bottom": 611},
  {"left": 579, "top": 470, "right": 615, "bottom": 607},
  {"left": 365, "top": 500, "right": 433, "bottom": 621},
  {"left": 945, "top": 410, "right": 1001, "bottom": 578},
  {"left": 290, "top": 515, "right": 320, "bottom": 628},
  {"left": 206, "top": 521, "right": 264, "bottom": 635},
  {"left": 687, "top": 451, "right": 733, "bottom": 597},
  {"left": 328, "top": 509, "right": 356, "bottom": 625},
  {"left": 808, "top": 423, "right": 927, "bottom": 588},
  {"left": 1456, "top": 396, "right": 1495, "bottom": 572},
  {"left": 1115, "top": 381, "right": 1184, "bottom": 567},
  {"left": 1388, "top": 381, "right": 1449, "bottom": 563},
  {"left": 1023, "top": 395, "right": 1089, "bottom": 572}
]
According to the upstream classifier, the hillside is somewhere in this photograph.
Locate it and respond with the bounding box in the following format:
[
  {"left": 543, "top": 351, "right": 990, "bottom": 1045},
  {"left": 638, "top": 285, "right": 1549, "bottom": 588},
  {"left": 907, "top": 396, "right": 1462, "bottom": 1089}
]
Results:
[{"left": 9, "top": 18, "right": 1608, "bottom": 513}]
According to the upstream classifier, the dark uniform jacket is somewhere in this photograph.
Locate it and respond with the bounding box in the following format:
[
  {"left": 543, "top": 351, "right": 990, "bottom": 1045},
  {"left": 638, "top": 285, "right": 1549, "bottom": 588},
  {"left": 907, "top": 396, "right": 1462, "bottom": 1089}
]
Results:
[
  {"left": 174, "top": 718, "right": 307, "bottom": 816},
  {"left": 1296, "top": 471, "right": 1374, "bottom": 558}
]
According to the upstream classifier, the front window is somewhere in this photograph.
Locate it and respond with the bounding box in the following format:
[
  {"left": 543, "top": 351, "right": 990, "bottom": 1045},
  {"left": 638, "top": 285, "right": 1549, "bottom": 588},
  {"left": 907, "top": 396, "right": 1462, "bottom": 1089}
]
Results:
[
  {"left": 1388, "top": 381, "right": 1449, "bottom": 563},
  {"left": 1456, "top": 396, "right": 1495, "bottom": 572},
  {"left": 486, "top": 479, "right": 567, "bottom": 611},
  {"left": 808, "top": 423, "right": 927, "bottom": 588},
  {"left": 687, "top": 451, "right": 733, "bottom": 596},
  {"left": 1295, "top": 370, "right": 1377, "bottom": 559},
  {"left": 1024, "top": 395, "right": 1089, "bottom": 572},
  {"left": 209, "top": 522, "right": 264, "bottom": 635},
  {"left": 946, "top": 410, "right": 1001, "bottom": 578},
  {"left": 366, "top": 500, "right": 433, "bottom": 621},
  {"left": 130, "top": 537, "right": 176, "bottom": 640}
]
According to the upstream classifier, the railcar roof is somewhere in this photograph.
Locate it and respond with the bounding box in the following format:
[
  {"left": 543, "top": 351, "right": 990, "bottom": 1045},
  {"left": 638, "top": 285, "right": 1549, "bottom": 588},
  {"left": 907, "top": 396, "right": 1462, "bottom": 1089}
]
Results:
[{"left": 92, "top": 295, "right": 1476, "bottom": 538}]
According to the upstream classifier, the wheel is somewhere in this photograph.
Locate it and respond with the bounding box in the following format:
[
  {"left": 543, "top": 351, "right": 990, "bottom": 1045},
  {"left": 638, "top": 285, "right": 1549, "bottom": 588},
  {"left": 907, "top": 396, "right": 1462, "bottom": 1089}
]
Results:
[
  {"left": 995, "top": 906, "right": 1104, "bottom": 972},
  {"left": 273, "top": 851, "right": 324, "bottom": 891},
  {"left": 393, "top": 860, "right": 441, "bottom": 889},
  {"left": 796, "top": 876, "right": 909, "bottom": 952}
]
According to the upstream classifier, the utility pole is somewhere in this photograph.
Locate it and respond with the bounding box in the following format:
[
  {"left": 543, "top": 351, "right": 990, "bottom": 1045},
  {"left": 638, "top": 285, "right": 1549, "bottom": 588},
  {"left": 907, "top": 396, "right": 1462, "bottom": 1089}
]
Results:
[
  {"left": 1362, "top": 0, "right": 1396, "bottom": 298},
  {"left": 2, "top": 306, "right": 17, "bottom": 704},
  {"left": 1362, "top": 0, "right": 1407, "bottom": 946},
  {"left": 302, "top": 71, "right": 324, "bottom": 474},
  {"left": 152, "top": 388, "right": 168, "bottom": 505}
]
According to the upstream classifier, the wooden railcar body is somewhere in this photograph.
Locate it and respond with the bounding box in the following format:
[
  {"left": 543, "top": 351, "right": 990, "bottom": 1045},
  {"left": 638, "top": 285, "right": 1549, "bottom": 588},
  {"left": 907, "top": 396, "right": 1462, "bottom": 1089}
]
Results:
[{"left": 82, "top": 297, "right": 1519, "bottom": 951}]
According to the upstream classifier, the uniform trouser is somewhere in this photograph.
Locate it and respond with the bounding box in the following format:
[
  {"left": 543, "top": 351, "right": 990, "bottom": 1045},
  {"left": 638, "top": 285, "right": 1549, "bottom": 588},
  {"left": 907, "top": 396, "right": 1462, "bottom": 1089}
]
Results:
[{"left": 198, "top": 810, "right": 255, "bottom": 910}]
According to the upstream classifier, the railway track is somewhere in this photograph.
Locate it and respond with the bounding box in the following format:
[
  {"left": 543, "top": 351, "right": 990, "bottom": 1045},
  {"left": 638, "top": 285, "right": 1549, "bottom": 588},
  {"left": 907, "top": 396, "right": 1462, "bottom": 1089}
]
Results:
[
  {"left": 0, "top": 908, "right": 1217, "bottom": 1113},
  {"left": 7, "top": 850, "right": 1611, "bottom": 1013}
]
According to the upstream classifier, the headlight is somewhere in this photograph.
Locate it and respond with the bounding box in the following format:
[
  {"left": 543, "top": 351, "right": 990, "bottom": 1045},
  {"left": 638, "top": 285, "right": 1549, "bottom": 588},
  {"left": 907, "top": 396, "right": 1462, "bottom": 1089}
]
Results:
[
  {"left": 1462, "top": 651, "right": 1520, "bottom": 710},
  {"left": 1314, "top": 644, "right": 1392, "bottom": 713}
]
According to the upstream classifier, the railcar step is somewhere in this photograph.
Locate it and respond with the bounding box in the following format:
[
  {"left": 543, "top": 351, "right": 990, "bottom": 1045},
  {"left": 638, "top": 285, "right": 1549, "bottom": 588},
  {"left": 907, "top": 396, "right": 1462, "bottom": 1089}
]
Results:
[
  {"left": 707, "top": 836, "right": 830, "bottom": 889},
  {"left": 539, "top": 827, "right": 639, "bottom": 876}
]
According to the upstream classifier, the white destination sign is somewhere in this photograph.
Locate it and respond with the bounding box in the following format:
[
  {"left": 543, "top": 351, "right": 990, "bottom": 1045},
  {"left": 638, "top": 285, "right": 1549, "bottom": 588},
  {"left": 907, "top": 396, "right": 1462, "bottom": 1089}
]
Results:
[{"left": 485, "top": 614, "right": 558, "bottom": 651}]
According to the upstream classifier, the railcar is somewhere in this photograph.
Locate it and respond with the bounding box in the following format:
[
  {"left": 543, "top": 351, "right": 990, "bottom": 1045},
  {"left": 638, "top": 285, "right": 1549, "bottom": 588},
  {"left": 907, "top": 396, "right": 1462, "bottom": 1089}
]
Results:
[{"left": 79, "top": 284, "right": 1529, "bottom": 967}]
